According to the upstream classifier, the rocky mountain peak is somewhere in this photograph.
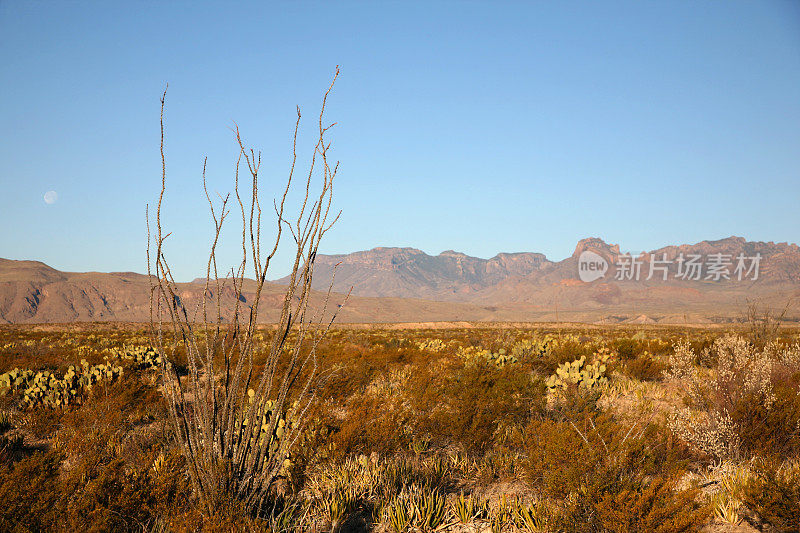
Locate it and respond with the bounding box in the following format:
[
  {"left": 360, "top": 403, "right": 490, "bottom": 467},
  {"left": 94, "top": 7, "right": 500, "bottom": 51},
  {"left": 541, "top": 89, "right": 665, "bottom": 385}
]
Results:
[{"left": 572, "top": 238, "right": 620, "bottom": 258}]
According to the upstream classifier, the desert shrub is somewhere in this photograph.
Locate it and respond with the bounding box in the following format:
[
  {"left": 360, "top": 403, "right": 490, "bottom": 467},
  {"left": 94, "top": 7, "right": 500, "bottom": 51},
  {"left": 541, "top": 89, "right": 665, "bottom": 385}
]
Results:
[
  {"left": 531, "top": 418, "right": 707, "bottom": 533},
  {"left": 0, "top": 433, "right": 28, "bottom": 464},
  {"left": 0, "top": 370, "right": 178, "bottom": 532},
  {"left": 728, "top": 384, "right": 800, "bottom": 459},
  {"left": 0, "top": 439, "right": 184, "bottom": 532},
  {"left": 522, "top": 405, "right": 692, "bottom": 503},
  {"left": 165, "top": 500, "right": 274, "bottom": 533},
  {"left": 745, "top": 301, "right": 790, "bottom": 349},
  {"left": 521, "top": 417, "right": 594, "bottom": 498},
  {"left": 664, "top": 340, "right": 699, "bottom": 382},
  {"left": 547, "top": 386, "right": 603, "bottom": 420},
  {"left": 58, "top": 455, "right": 157, "bottom": 532},
  {"left": 16, "top": 405, "right": 63, "bottom": 440},
  {"left": 0, "top": 450, "right": 62, "bottom": 532},
  {"left": 742, "top": 459, "right": 800, "bottom": 532},
  {"left": 323, "top": 393, "right": 411, "bottom": 458},
  {"left": 57, "top": 372, "right": 167, "bottom": 448},
  {"left": 148, "top": 450, "right": 194, "bottom": 519},
  {"left": 314, "top": 343, "right": 404, "bottom": 403},
  {"left": 410, "top": 358, "right": 546, "bottom": 452},
  {"left": 590, "top": 477, "right": 707, "bottom": 533},
  {"left": 623, "top": 352, "right": 666, "bottom": 381},
  {"left": 669, "top": 335, "right": 800, "bottom": 461},
  {"left": 614, "top": 337, "right": 647, "bottom": 360},
  {"left": 687, "top": 336, "right": 717, "bottom": 367}
]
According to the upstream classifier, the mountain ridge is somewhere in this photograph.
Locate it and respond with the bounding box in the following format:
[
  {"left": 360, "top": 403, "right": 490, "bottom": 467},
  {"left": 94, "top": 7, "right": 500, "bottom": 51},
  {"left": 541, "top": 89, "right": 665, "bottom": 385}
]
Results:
[
  {"left": 2, "top": 236, "right": 799, "bottom": 324},
  {"left": 293, "top": 236, "right": 800, "bottom": 300}
]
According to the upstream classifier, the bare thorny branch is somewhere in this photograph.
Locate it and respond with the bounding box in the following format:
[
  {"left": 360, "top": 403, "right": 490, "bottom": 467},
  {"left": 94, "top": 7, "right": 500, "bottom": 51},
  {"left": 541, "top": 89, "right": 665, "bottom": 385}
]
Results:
[{"left": 147, "top": 67, "right": 346, "bottom": 514}]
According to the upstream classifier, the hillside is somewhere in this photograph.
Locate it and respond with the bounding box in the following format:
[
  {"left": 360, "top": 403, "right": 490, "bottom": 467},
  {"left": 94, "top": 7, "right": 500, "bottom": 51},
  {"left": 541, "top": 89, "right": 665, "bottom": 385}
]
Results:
[{"left": 0, "top": 259, "right": 501, "bottom": 324}]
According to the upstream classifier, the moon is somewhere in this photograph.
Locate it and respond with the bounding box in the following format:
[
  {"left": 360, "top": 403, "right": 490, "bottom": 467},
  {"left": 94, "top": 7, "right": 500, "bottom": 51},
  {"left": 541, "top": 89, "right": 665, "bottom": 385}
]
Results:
[{"left": 44, "top": 190, "right": 58, "bottom": 205}]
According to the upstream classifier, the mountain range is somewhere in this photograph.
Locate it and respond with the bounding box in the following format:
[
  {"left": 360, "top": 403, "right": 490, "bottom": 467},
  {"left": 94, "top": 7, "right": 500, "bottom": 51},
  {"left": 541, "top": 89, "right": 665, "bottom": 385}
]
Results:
[{"left": 2, "top": 236, "right": 799, "bottom": 325}]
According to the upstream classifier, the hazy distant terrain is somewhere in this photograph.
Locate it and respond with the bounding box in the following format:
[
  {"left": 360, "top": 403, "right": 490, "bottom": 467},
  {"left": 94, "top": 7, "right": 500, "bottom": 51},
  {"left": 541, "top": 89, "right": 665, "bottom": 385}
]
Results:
[
  {"left": 286, "top": 236, "right": 800, "bottom": 324},
  {"left": 2, "top": 236, "right": 799, "bottom": 324}
]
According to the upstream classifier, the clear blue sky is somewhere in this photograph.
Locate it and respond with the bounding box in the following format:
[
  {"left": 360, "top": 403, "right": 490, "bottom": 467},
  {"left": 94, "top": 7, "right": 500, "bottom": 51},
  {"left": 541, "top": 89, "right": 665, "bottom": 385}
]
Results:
[{"left": 1, "top": 1, "right": 799, "bottom": 281}]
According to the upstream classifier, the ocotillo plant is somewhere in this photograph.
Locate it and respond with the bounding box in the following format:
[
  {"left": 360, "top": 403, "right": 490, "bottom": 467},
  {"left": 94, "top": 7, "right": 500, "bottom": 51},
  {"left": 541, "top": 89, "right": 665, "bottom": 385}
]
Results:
[{"left": 148, "top": 67, "right": 345, "bottom": 515}]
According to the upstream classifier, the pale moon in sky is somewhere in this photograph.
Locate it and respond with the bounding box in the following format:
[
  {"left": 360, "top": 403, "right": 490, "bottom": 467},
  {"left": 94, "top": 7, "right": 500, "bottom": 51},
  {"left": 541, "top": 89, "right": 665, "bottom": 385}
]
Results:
[{"left": 44, "top": 190, "right": 58, "bottom": 205}]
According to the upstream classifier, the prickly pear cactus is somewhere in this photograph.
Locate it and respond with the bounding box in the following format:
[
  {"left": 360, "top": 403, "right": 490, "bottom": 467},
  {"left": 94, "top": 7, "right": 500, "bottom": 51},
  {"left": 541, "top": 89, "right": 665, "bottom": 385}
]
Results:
[
  {"left": 1, "top": 357, "right": 124, "bottom": 409},
  {"left": 235, "top": 390, "right": 299, "bottom": 465},
  {"left": 457, "top": 346, "right": 518, "bottom": 367},
  {"left": 546, "top": 351, "right": 611, "bottom": 390},
  {"left": 0, "top": 344, "right": 165, "bottom": 410},
  {"left": 510, "top": 338, "right": 551, "bottom": 359},
  {"left": 112, "top": 345, "right": 162, "bottom": 370},
  {"left": 488, "top": 348, "right": 518, "bottom": 367},
  {"left": 416, "top": 339, "right": 447, "bottom": 353}
]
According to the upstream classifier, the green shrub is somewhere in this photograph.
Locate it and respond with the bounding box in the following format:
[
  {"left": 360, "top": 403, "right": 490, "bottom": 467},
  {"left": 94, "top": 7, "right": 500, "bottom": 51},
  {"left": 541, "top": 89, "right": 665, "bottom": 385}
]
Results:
[{"left": 522, "top": 408, "right": 693, "bottom": 502}]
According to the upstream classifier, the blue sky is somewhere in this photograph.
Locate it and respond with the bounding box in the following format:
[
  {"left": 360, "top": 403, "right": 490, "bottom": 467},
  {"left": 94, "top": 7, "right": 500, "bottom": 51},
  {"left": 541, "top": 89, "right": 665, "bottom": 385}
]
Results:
[{"left": 1, "top": 1, "right": 799, "bottom": 281}]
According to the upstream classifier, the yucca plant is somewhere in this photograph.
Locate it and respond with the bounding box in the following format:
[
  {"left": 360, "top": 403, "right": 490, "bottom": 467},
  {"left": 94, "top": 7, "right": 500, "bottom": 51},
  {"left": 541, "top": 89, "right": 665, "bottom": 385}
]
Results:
[
  {"left": 719, "top": 464, "right": 750, "bottom": 500},
  {"left": 0, "top": 410, "right": 11, "bottom": 432},
  {"left": 451, "top": 491, "right": 488, "bottom": 523},
  {"left": 370, "top": 500, "right": 386, "bottom": 527},
  {"left": 270, "top": 500, "right": 307, "bottom": 533},
  {"left": 379, "top": 457, "right": 414, "bottom": 500},
  {"left": 415, "top": 486, "right": 446, "bottom": 530},
  {"left": 145, "top": 516, "right": 170, "bottom": 533},
  {"left": 383, "top": 494, "right": 413, "bottom": 532},
  {"left": 420, "top": 456, "right": 449, "bottom": 490},
  {"left": 511, "top": 497, "right": 547, "bottom": 532},
  {"left": 490, "top": 494, "right": 514, "bottom": 532},
  {"left": 410, "top": 435, "right": 431, "bottom": 456},
  {"left": 711, "top": 492, "right": 741, "bottom": 525},
  {"left": 318, "top": 486, "right": 355, "bottom": 533}
]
